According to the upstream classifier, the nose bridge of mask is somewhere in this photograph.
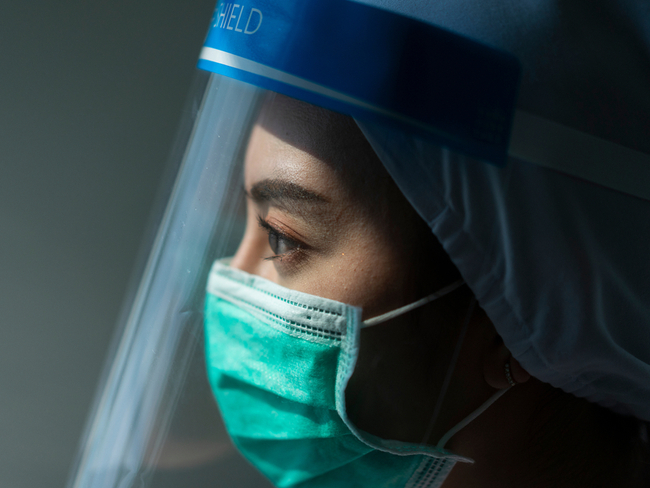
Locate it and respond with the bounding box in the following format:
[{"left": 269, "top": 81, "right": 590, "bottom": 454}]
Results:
[{"left": 207, "top": 261, "right": 350, "bottom": 341}]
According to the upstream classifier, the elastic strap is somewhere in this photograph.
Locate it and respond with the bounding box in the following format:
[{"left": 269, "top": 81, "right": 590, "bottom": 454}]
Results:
[
  {"left": 418, "top": 297, "right": 475, "bottom": 448},
  {"left": 361, "top": 279, "right": 465, "bottom": 328},
  {"left": 436, "top": 388, "right": 510, "bottom": 449}
]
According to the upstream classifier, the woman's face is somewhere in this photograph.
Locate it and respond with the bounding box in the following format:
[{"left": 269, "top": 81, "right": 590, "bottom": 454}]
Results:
[
  {"left": 230, "top": 95, "right": 475, "bottom": 444},
  {"left": 232, "top": 96, "right": 458, "bottom": 314}
]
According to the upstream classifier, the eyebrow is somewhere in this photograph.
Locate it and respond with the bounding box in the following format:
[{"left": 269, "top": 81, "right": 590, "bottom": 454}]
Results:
[{"left": 248, "top": 178, "right": 329, "bottom": 205}]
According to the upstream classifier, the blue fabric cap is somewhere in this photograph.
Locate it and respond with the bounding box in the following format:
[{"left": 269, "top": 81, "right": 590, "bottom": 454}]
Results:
[
  {"left": 197, "top": 0, "right": 650, "bottom": 421},
  {"left": 357, "top": 0, "right": 650, "bottom": 421},
  {"left": 197, "top": 0, "right": 520, "bottom": 165}
]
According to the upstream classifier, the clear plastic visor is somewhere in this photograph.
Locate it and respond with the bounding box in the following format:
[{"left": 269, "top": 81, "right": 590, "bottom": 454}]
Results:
[{"left": 67, "top": 71, "right": 474, "bottom": 488}]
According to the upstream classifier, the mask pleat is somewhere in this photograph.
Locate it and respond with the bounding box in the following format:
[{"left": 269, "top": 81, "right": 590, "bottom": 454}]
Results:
[
  {"left": 215, "top": 374, "right": 349, "bottom": 439},
  {"left": 206, "top": 294, "right": 340, "bottom": 409}
]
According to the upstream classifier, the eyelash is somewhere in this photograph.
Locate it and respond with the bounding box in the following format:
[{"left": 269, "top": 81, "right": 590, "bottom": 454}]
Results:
[{"left": 257, "top": 215, "right": 304, "bottom": 262}]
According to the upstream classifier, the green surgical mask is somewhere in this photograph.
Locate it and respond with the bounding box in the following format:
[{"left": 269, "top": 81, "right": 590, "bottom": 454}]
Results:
[{"left": 204, "top": 260, "right": 506, "bottom": 488}]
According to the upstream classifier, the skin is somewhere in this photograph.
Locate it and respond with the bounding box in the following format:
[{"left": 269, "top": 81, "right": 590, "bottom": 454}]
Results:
[
  {"left": 229, "top": 95, "right": 637, "bottom": 487},
  {"left": 231, "top": 94, "right": 498, "bottom": 445}
]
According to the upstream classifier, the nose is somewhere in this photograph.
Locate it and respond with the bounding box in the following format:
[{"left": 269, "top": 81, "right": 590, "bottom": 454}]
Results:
[
  {"left": 229, "top": 215, "right": 271, "bottom": 277},
  {"left": 230, "top": 235, "right": 259, "bottom": 274},
  {"left": 230, "top": 229, "right": 281, "bottom": 283}
]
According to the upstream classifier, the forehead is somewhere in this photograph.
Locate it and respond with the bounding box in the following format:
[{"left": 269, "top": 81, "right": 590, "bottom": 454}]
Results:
[
  {"left": 244, "top": 126, "right": 342, "bottom": 205},
  {"left": 244, "top": 94, "right": 377, "bottom": 199}
]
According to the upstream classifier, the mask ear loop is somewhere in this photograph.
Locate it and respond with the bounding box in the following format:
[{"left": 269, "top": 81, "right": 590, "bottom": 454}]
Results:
[
  {"left": 417, "top": 296, "right": 511, "bottom": 451},
  {"left": 360, "top": 280, "right": 509, "bottom": 452},
  {"left": 436, "top": 388, "right": 510, "bottom": 450},
  {"left": 418, "top": 296, "right": 476, "bottom": 447},
  {"left": 361, "top": 279, "right": 466, "bottom": 328}
]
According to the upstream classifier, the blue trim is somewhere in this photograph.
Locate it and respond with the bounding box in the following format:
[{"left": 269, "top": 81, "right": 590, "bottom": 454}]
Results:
[{"left": 198, "top": 0, "right": 521, "bottom": 165}]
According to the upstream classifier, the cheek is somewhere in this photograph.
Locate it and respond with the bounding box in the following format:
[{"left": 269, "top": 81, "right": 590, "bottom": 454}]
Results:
[
  {"left": 230, "top": 221, "right": 410, "bottom": 320},
  {"left": 231, "top": 194, "right": 421, "bottom": 320},
  {"left": 287, "top": 223, "right": 417, "bottom": 318}
]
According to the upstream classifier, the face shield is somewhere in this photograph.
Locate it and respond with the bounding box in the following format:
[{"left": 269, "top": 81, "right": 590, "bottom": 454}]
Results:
[{"left": 67, "top": 1, "right": 650, "bottom": 488}]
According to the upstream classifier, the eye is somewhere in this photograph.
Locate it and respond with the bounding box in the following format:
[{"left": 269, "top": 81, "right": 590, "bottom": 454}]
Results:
[
  {"left": 267, "top": 227, "right": 300, "bottom": 256},
  {"left": 257, "top": 216, "right": 302, "bottom": 260}
]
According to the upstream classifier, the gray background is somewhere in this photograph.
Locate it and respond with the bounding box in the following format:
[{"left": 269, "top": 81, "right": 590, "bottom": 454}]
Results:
[{"left": 0, "top": 1, "right": 216, "bottom": 486}]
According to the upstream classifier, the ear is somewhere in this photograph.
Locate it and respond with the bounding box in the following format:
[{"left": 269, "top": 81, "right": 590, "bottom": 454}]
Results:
[{"left": 483, "top": 334, "right": 531, "bottom": 389}]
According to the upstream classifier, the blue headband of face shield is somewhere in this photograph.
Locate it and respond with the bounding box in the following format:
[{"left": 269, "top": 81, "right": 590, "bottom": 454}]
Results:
[
  {"left": 202, "top": 0, "right": 650, "bottom": 202},
  {"left": 199, "top": 0, "right": 521, "bottom": 166}
]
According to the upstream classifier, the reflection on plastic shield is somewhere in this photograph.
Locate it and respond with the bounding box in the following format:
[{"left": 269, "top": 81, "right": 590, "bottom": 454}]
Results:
[
  {"left": 66, "top": 74, "right": 274, "bottom": 488},
  {"left": 197, "top": 0, "right": 521, "bottom": 166}
]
